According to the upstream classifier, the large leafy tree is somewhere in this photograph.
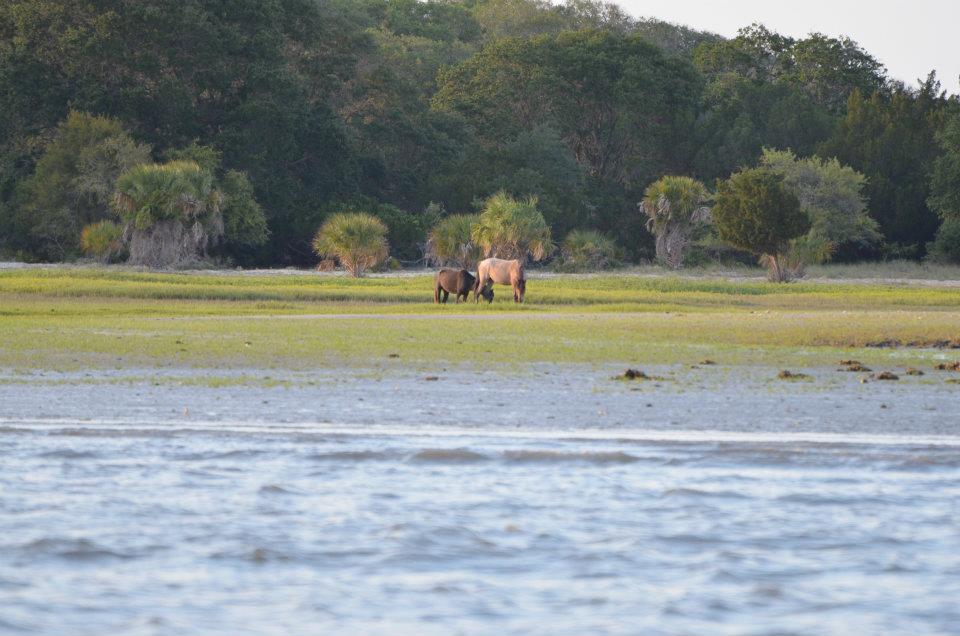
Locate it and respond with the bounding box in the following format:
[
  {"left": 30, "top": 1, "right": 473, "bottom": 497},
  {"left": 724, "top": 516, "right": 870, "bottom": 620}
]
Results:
[
  {"left": 433, "top": 29, "right": 701, "bottom": 189},
  {"left": 926, "top": 105, "right": 960, "bottom": 263},
  {"left": 693, "top": 76, "right": 833, "bottom": 181},
  {"left": 694, "top": 24, "right": 887, "bottom": 114},
  {"left": 928, "top": 107, "right": 960, "bottom": 222}
]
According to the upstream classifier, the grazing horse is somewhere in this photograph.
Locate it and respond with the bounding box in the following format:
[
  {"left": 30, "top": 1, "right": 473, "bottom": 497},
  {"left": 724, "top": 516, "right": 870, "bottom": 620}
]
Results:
[
  {"left": 435, "top": 269, "right": 492, "bottom": 303},
  {"left": 475, "top": 257, "right": 526, "bottom": 303}
]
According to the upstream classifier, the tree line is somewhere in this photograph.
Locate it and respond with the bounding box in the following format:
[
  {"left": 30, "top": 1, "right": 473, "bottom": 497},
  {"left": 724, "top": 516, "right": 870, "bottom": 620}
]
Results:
[{"left": 1, "top": 0, "right": 959, "bottom": 270}]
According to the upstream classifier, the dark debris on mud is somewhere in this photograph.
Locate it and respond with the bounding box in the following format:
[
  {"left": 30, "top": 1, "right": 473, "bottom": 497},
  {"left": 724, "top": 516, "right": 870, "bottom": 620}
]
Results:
[
  {"left": 777, "top": 370, "right": 810, "bottom": 380},
  {"left": 618, "top": 369, "right": 665, "bottom": 381},
  {"left": 839, "top": 361, "right": 872, "bottom": 372},
  {"left": 866, "top": 339, "right": 960, "bottom": 349}
]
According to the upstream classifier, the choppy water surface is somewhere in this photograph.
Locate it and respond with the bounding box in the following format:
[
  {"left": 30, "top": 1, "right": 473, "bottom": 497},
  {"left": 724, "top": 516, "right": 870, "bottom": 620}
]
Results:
[{"left": 2, "top": 371, "right": 960, "bottom": 635}]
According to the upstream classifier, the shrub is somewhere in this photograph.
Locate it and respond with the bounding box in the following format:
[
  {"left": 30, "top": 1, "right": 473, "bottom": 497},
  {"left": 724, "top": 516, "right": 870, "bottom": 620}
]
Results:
[
  {"left": 556, "top": 230, "right": 621, "bottom": 271},
  {"left": 712, "top": 168, "right": 809, "bottom": 282},
  {"left": 312, "top": 213, "right": 389, "bottom": 277},
  {"left": 79, "top": 220, "right": 122, "bottom": 263},
  {"left": 927, "top": 219, "right": 960, "bottom": 264},
  {"left": 471, "top": 191, "right": 553, "bottom": 261},
  {"left": 639, "top": 176, "right": 711, "bottom": 268},
  {"left": 426, "top": 214, "right": 481, "bottom": 268}
]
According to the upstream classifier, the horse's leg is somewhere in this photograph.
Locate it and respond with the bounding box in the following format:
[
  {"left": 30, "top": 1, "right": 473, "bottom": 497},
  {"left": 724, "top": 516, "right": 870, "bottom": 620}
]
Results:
[{"left": 441, "top": 289, "right": 449, "bottom": 304}]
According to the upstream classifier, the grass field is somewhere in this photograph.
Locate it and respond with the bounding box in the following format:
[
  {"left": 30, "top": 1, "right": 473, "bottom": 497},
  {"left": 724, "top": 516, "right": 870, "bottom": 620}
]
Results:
[{"left": 1, "top": 266, "right": 958, "bottom": 371}]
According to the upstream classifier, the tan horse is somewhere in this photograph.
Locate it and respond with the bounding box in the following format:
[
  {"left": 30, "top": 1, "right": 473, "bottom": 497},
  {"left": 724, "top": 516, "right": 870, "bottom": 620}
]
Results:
[{"left": 475, "top": 257, "right": 526, "bottom": 303}]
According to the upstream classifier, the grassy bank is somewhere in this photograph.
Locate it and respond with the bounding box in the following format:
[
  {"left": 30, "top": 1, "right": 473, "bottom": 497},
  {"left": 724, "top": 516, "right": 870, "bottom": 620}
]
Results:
[{"left": 1, "top": 267, "right": 958, "bottom": 371}]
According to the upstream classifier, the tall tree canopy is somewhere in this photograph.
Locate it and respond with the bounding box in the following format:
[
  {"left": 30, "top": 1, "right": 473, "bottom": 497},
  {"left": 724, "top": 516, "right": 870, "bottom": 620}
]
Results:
[
  {"left": 434, "top": 29, "right": 701, "bottom": 188},
  {"left": 0, "top": 0, "right": 956, "bottom": 267},
  {"left": 818, "top": 75, "right": 950, "bottom": 255}
]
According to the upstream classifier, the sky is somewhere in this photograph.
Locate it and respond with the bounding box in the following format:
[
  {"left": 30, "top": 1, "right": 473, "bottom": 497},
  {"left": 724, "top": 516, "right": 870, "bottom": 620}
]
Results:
[{"left": 616, "top": 0, "right": 960, "bottom": 92}]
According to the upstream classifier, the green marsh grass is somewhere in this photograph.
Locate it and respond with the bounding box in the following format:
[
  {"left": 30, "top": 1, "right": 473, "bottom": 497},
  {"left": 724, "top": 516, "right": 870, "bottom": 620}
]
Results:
[{"left": 1, "top": 267, "right": 958, "bottom": 371}]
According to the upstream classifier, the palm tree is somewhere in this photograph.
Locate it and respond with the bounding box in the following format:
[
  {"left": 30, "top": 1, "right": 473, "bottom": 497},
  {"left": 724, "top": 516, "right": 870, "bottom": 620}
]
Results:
[
  {"left": 471, "top": 191, "right": 553, "bottom": 262},
  {"left": 312, "top": 213, "right": 389, "bottom": 277},
  {"left": 113, "top": 160, "right": 224, "bottom": 267},
  {"left": 639, "top": 176, "right": 711, "bottom": 269},
  {"left": 426, "top": 214, "right": 481, "bottom": 268}
]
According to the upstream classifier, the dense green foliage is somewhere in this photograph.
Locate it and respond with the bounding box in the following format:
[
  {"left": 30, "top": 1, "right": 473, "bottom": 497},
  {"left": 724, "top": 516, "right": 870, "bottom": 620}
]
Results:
[
  {"left": 312, "top": 213, "right": 389, "bottom": 277},
  {"left": 927, "top": 220, "right": 960, "bottom": 264},
  {"left": 928, "top": 108, "right": 960, "bottom": 222},
  {"left": 818, "top": 77, "right": 950, "bottom": 257},
  {"left": 0, "top": 0, "right": 956, "bottom": 266},
  {"left": 713, "top": 169, "right": 809, "bottom": 281}
]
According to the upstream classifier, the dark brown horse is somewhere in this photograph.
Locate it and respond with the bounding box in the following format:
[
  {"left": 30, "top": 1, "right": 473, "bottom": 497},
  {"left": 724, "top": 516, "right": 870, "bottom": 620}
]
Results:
[
  {"left": 475, "top": 257, "right": 525, "bottom": 303},
  {"left": 435, "top": 269, "right": 492, "bottom": 303}
]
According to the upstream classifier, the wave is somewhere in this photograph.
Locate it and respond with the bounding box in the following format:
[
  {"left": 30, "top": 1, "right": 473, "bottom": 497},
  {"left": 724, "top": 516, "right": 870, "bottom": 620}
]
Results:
[
  {"left": 19, "top": 538, "right": 135, "bottom": 561},
  {"left": 258, "top": 484, "right": 297, "bottom": 495},
  {"left": 308, "top": 450, "right": 394, "bottom": 462},
  {"left": 168, "top": 449, "right": 267, "bottom": 461},
  {"left": 662, "top": 487, "right": 749, "bottom": 499},
  {"left": 211, "top": 546, "right": 292, "bottom": 563},
  {"left": 36, "top": 449, "right": 100, "bottom": 459},
  {"left": 410, "top": 448, "right": 489, "bottom": 463},
  {"left": 503, "top": 450, "right": 641, "bottom": 464}
]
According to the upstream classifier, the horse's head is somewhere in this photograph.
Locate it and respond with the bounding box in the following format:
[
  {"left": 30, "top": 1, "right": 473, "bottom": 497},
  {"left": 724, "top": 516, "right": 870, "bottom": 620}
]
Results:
[{"left": 480, "top": 286, "right": 494, "bottom": 303}]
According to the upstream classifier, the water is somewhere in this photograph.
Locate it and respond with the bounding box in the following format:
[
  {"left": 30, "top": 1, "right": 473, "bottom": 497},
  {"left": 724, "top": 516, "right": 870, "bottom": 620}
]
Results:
[{"left": 2, "top": 369, "right": 959, "bottom": 635}]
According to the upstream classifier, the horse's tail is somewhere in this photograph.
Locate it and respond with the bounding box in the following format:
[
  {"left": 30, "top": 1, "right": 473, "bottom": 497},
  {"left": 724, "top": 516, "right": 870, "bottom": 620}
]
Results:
[
  {"left": 473, "top": 264, "right": 484, "bottom": 302},
  {"left": 433, "top": 275, "right": 440, "bottom": 304}
]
